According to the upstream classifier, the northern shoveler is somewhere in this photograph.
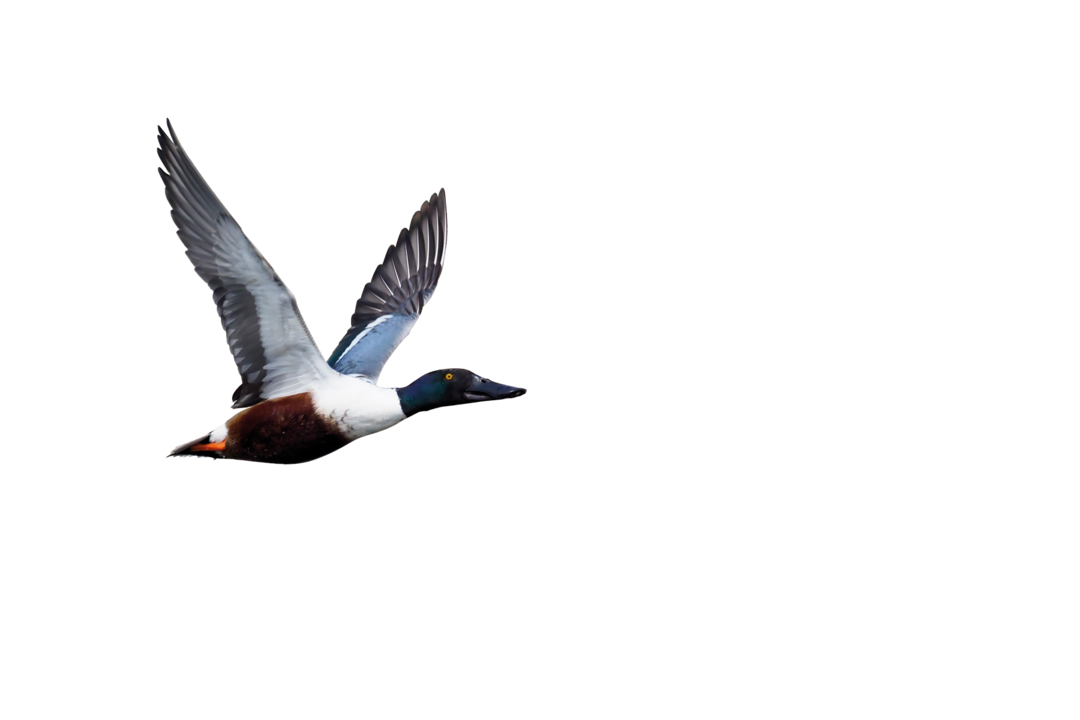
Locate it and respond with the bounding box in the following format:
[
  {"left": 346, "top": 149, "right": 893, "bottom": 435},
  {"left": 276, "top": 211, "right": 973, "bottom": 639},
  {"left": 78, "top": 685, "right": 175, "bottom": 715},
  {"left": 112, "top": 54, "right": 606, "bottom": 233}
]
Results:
[{"left": 159, "top": 121, "right": 525, "bottom": 464}]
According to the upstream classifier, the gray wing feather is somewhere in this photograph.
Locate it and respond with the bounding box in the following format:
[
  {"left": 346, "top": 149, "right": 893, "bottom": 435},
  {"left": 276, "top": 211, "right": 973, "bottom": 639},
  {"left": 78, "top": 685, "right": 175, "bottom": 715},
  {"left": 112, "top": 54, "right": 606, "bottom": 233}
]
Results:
[
  {"left": 328, "top": 190, "right": 447, "bottom": 380},
  {"left": 158, "top": 121, "right": 335, "bottom": 408}
]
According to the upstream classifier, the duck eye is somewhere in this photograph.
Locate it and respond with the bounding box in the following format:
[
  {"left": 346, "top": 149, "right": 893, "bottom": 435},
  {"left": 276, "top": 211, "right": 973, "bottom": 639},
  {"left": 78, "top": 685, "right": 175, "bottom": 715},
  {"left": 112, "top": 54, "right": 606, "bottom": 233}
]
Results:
[{"left": 445, "top": 373, "right": 453, "bottom": 380}]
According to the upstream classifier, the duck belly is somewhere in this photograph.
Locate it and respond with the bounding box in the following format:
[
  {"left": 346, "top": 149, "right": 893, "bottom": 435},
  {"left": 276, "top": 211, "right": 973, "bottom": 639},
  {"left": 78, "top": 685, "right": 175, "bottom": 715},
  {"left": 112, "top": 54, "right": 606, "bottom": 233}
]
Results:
[{"left": 223, "top": 392, "right": 351, "bottom": 464}]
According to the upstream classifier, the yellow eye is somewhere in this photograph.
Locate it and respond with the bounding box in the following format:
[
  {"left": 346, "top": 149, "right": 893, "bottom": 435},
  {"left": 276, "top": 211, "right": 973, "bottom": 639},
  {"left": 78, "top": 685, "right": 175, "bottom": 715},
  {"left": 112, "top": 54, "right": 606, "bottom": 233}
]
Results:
[{"left": 445, "top": 373, "right": 453, "bottom": 380}]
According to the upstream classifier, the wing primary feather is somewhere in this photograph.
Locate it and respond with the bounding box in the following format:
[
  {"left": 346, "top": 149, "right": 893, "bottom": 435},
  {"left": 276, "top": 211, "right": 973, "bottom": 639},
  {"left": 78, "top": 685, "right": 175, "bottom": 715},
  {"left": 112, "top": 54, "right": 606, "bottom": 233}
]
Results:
[{"left": 158, "top": 120, "right": 332, "bottom": 408}]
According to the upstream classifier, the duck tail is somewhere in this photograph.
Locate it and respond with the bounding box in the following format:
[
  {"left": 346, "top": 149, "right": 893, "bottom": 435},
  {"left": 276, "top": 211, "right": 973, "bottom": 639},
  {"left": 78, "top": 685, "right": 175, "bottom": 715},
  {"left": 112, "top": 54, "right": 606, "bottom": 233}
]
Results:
[{"left": 169, "top": 433, "right": 226, "bottom": 459}]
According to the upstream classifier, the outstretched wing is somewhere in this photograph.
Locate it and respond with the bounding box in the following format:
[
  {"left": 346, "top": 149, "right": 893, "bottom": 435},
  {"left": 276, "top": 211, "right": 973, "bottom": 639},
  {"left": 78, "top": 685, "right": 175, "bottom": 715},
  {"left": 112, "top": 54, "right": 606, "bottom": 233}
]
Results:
[
  {"left": 157, "top": 120, "right": 336, "bottom": 408},
  {"left": 328, "top": 190, "right": 447, "bottom": 381}
]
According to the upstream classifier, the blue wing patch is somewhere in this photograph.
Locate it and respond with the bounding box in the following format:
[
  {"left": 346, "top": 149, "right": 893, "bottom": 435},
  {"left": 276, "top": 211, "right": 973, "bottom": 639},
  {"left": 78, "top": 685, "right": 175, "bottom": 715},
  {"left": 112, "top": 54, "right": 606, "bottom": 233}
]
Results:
[{"left": 331, "top": 314, "right": 418, "bottom": 377}]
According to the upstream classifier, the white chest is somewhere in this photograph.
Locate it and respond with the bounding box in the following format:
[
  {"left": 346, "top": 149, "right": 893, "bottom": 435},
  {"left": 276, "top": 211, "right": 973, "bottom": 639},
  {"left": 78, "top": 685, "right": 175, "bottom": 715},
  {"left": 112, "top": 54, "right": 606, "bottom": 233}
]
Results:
[{"left": 310, "top": 375, "right": 406, "bottom": 440}]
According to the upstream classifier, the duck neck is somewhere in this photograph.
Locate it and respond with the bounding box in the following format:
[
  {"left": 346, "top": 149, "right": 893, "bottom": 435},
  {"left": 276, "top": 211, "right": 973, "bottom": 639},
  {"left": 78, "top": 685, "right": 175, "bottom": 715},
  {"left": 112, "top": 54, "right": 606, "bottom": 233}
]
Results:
[{"left": 397, "top": 379, "right": 443, "bottom": 417}]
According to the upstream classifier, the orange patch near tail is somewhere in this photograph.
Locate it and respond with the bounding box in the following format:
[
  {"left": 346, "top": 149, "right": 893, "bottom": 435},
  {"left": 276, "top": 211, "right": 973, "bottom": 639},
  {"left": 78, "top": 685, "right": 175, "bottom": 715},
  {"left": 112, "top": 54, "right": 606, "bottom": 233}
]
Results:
[{"left": 191, "top": 441, "right": 226, "bottom": 453}]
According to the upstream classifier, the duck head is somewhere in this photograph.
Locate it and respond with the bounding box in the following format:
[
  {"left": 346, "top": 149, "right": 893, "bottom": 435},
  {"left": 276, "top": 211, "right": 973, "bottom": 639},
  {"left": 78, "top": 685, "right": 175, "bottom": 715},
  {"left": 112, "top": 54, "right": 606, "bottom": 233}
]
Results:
[{"left": 397, "top": 369, "right": 526, "bottom": 416}]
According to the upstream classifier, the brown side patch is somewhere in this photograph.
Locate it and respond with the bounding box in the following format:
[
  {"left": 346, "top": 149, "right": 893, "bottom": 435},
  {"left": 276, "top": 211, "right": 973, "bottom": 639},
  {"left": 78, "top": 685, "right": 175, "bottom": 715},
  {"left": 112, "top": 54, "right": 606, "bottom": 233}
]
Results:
[{"left": 224, "top": 393, "right": 351, "bottom": 464}]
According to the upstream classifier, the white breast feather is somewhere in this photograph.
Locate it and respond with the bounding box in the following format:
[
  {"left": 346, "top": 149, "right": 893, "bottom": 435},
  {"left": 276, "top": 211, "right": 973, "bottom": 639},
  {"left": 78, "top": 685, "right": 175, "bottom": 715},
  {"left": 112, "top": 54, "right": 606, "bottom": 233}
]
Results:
[{"left": 311, "top": 374, "right": 406, "bottom": 440}]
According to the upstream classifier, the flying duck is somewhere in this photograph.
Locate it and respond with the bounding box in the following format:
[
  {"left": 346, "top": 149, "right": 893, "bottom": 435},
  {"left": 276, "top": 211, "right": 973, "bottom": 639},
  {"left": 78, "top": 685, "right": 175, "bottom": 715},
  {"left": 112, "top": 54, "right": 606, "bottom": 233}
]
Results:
[{"left": 159, "top": 121, "right": 525, "bottom": 464}]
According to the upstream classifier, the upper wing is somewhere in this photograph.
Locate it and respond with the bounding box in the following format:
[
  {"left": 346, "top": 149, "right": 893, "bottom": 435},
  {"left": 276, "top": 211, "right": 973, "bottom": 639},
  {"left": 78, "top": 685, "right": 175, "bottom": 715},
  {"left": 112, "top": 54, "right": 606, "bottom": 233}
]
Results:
[
  {"left": 157, "top": 120, "right": 336, "bottom": 408},
  {"left": 328, "top": 190, "right": 447, "bottom": 381}
]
